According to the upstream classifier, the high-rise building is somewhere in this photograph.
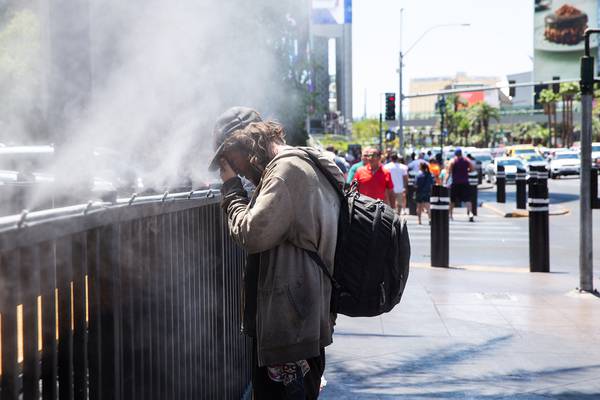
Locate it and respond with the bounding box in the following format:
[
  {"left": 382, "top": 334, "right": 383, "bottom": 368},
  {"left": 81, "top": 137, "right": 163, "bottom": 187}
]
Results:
[{"left": 311, "top": 0, "right": 353, "bottom": 134}]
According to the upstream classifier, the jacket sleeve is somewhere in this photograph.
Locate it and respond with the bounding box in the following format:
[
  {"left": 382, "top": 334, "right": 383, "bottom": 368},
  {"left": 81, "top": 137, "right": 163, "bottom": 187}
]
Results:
[{"left": 221, "top": 174, "right": 294, "bottom": 254}]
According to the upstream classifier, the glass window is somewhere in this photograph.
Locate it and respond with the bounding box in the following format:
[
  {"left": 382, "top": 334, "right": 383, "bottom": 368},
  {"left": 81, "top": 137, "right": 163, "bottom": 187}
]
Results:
[{"left": 555, "top": 154, "right": 578, "bottom": 160}]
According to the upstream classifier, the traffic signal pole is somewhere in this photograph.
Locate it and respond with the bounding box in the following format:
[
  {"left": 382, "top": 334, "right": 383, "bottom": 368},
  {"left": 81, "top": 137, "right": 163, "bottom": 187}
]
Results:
[
  {"left": 399, "top": 50, "right": 404, "bottom": 155},
  {"left": 578, "top": 29, "right": 599, "bottom": 293}
]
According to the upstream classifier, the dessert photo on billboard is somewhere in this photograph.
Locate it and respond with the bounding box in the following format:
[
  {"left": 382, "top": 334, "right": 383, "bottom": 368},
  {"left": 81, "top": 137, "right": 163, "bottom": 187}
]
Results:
[{"left": 534, "top": 0, "right": 598, "bottom": 52}]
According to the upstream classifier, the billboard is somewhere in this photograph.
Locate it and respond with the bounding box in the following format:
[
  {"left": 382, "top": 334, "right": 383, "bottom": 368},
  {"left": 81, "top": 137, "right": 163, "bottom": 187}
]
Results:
[
  {"left": 312, "top": 0, "right": 352, "bottom": 25},
  {"left": 534, "top": 0, "right": 599, "bottom": 82}
]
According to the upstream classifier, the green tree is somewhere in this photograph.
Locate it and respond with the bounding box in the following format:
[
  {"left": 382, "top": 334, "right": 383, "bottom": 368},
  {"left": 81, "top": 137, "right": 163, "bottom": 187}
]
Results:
[
  {"left": 539, "top": 88, "right": 559, "bottom": 147},
  {"left": 351, "top": 118, "right": 387, "bottom": 146},
  {"left": 559, "top": 82, "right": 579, "bottom": 147},
  {"left": 470, "top": 102, "right": 500, "bottom": 147}
]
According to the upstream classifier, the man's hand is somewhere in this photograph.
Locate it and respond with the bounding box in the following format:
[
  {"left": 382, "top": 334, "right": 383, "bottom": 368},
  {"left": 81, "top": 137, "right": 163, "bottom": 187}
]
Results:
[{"left": 219, "top": 157, "right": 237, "bottom": 182}]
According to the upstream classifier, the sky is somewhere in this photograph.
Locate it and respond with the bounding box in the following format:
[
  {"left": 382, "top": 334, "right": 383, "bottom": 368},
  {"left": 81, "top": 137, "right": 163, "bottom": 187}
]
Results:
[{"left": 352, "top": 0, "right": 534, "bottom": 118}]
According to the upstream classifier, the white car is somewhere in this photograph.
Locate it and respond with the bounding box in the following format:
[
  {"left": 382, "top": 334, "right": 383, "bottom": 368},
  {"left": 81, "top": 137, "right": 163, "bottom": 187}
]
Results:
[
  {"left": 549, "top": 152, "right": 580, "bottom": 179},
  {"left": 592, "top": 142, "right": 600, "bottom": 162},
  {"left": 520, "top": 154, "right": 548, "bottom": 171},
  {"left": 471, "top": 152, "right": 493, "bottom": 172},
  {"left": 485, "top": 157, "right": 525, "bottom": 184}
]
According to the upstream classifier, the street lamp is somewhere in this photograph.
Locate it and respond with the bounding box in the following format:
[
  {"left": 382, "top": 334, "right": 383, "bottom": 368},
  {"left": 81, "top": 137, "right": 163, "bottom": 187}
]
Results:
[
  {"left": 436, "top": 95, "right": 447, "bottom": 165},
  {"left": 398, "top": 16, "right": 470, "bottom": 156}
]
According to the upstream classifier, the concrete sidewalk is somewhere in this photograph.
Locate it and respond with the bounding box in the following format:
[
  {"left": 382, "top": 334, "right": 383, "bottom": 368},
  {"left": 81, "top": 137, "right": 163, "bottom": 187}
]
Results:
[{"left": 321, "top": 265, "right": 600, "bottom": 399}]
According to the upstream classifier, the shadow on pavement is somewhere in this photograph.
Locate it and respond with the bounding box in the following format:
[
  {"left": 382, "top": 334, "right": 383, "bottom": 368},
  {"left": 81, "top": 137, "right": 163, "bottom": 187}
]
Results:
[
  {"left": 322, "top": 334, "right": 600, "bottom": 399},
  {"left": 478, "top": 190, "right": 578, "bottom": 205}
]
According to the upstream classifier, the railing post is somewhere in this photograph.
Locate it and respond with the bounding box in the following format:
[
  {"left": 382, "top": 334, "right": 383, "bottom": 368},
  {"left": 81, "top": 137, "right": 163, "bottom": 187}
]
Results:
[
  {"left": 98, "top": 224, "right": 122, "bottom": 400},
  {"left": 21, "top": 246, "right": 41, "bottom": 400},
  {"left": 0, "top": 250, "right": 20, "bottom": 400}
]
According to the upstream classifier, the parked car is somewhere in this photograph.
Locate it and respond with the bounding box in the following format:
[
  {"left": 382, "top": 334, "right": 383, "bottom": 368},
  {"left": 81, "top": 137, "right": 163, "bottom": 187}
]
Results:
[
  {"left": 485, "top": 157, "right": 525, "bottom": 184},
  {"left": 505, "top": 145, "right": 538, "bottom": 158},
  {"left": 519, "top": 153, "right": 548, "bottom": 171},
  {"left": 548, "top": 151, "right": 580, "bottom": 179},
  {"left": 592, "top": 142, "right": 600, "bottom": 162},
  {"left": 0, "top": 145, "right": 124, "bottom": 216},
  {"left": 470, "top": 152, "right": 493, "bottom": 173}
]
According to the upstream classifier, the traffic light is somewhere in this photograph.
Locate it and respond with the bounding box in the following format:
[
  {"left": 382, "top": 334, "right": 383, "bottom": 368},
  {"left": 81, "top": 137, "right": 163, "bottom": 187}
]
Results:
[
  {"left": 552, "top": 76, "right": 560, "bottom": 94},
  {"left": 385, "top": 93, "right": 396, "bottom": 121},
  {"left": 508, "top": 80, "right": 516, "bottom": 97}
]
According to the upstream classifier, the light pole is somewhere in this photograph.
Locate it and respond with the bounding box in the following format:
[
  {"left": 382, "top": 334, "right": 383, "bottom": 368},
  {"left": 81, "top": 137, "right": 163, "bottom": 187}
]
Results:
[
  {"left": 398, "top": 18, "right": 470, "bottom": 156},
  {"left": 437, "top": 95, "right": 447, "bottom": 165}
]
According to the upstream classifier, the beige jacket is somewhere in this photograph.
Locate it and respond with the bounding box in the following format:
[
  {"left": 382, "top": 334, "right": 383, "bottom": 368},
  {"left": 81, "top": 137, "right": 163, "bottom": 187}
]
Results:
[{"left": 221, "top": 146, "right": 343, "bottom": 366}]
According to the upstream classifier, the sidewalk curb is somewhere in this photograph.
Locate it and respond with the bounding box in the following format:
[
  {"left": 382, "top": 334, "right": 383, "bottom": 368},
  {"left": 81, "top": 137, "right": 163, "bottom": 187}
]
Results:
[{"left": 481, "top": 203, "right": 570, "bottom": 218}]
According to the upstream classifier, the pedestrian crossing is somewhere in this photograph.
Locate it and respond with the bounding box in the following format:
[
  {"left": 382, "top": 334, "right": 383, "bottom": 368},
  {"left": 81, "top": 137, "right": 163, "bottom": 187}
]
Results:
[
  {"left": 406, "top": 207, "right": 531, "bottom": 267},
  {"left": 404, "top": 209, "right": 529, "bottom": 244}
]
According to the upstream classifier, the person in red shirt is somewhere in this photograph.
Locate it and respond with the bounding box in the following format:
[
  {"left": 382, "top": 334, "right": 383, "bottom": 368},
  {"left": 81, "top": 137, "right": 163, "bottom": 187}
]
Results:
[{"left": 353, "top": 147, "right": 396, "bottom": 208}]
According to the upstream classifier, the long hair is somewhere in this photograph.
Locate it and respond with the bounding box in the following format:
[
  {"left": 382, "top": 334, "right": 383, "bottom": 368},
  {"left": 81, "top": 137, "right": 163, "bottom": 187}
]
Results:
[{"left": 221, "top": 121, "right": 286, "bottom": 175}]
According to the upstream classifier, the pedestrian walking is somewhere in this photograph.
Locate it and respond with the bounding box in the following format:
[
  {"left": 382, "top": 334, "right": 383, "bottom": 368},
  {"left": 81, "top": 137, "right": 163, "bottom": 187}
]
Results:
[
  {"left": 346, "top": 150, "right": 368, "bottom": 184},
  {"left": 446, "top": 148, "right": 475, "bottom": 222},
  {"left": 415, "top": 162, "right": 434, "bottom": 225},
  {"left": 210, "top": 107, "right": 343, "bottom": 399},
  {"left": 353, "top": 147, "right": 396, "bottom": 208},
  {"left": 385, "top": 152, "right": 409, "bottom": 215},
  {"left": 428, "top": 158, "right": 442, "bottom": 185},
  {"left": 408, "top": 152, "right": 429, "bottom": 173}
]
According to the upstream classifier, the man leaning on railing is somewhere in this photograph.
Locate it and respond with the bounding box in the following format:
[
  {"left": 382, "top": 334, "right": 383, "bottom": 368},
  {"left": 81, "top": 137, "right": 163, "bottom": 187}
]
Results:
[{"left": 208, "top": 107, "right": 344, "bottom": 399}]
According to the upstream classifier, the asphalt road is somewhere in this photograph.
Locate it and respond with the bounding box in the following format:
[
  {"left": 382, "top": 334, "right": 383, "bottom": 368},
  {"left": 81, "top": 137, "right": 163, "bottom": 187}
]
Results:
[{"left": 409, "top": 177, "right": 600, "bottom": 275}]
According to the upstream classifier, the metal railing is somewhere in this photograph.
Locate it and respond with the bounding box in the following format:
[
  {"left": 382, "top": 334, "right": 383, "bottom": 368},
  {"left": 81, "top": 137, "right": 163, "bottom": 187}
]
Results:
[{"left": 0, "top": 189, "right": 251, "bottom": 400}]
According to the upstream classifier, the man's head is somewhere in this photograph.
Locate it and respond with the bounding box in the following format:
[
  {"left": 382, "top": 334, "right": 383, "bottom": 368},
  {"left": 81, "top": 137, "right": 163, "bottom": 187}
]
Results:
[
  {"left": 454, "top": 148, "right": 463, "bottom": 158},
  {"left": 209, "top": 107, "right": 263, "bottom": 172},
  {"left": 390, "top": 152, "right": 399, "bottom": 163},
  {"left": 418, "top": 152, "right": 425, "bottom": 160},
  {"left": 363, "top": 147, "right": 381, "bottom": 170},
  {"left": 213, "top": 110, "right": 286, "bottom": 185}
]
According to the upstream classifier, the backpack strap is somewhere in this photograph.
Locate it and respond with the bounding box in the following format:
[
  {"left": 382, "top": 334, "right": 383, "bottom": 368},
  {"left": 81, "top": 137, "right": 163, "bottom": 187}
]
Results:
[
  {"left": 299, "top": 149, "right": 346, "bottom": 201},
  {"left": 306, "top": 250, "right": 341, "bottom": 291},
  {"left": 297, "top": 149, "right": 346, "bottom": 289}
]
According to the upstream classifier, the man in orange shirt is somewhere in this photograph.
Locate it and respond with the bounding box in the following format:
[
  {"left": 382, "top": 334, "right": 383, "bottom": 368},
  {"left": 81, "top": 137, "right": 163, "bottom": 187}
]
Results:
[{"left": 353, "top": 147, "right": 396, "bottom": 208}]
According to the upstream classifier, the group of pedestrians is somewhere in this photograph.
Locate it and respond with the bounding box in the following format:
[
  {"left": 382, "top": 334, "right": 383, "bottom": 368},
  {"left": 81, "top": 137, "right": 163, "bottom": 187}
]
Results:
[{"left": 343, "top": 147, "right": 476, "bottom": 224}]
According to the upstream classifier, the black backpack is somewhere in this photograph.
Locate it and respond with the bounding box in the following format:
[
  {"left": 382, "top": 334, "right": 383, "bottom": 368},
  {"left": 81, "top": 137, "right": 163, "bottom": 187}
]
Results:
[{"left": 302, "top": 150, "right": 411, "bottom": 317}]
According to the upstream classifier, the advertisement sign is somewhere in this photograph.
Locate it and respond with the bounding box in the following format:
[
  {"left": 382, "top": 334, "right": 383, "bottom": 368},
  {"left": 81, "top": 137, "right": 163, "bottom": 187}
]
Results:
[
  {"left": 459, "top": 91, "right": 485, "bottom": 106},
  {"left": 312, "top": 0, "right": 352, "bottom": 25},
  {"left": 534, "top": 0, "right": 599, "bottom": 81}
]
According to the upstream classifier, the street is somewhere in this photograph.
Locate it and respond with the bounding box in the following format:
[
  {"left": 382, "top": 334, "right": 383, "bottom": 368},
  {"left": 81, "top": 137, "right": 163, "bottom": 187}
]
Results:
[
  {"left": 409, "top": 178, "right": 600, "bottom": 273},
  {"left": 321, "top": 178, "right": 600, "bottom": 399}
]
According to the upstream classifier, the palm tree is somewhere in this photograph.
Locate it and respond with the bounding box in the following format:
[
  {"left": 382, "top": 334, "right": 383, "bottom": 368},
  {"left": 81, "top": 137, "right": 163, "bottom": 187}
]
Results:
[
  {"left": 539, "top": 88, "right": 559, "bottom": 147},
  {"left": 471, "top": 102, "right": 500, "bottom": 147},
  {"left": 559, "top": 82, "right": 580, "bottom": 147}
]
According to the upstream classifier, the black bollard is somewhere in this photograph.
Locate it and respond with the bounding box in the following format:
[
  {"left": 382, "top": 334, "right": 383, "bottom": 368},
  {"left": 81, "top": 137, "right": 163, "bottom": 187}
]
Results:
[
  {"left": 407, "top": 171, "right": 418, "bottom": 216},
  {"left": 468, "top": 170, "right": 478, "bottom": 217},
  {"left": 431, "top": 185, "right": 450, "bottom": 268},
  {"left": 516, "top": 167, "right": 527, "bottom": 210},
  {"left": 496, "top": 165, "right": 506, "bottom": 203},
  {"left": 476, "top": 160, "right": 483, "bottom": 185},
  {"left": 528, "top": 171, "right": 550, "bottom": 272}
]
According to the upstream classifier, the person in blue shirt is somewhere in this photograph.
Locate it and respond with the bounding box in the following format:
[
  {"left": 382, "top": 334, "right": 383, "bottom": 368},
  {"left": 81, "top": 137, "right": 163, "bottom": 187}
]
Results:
[
  {"left": 415, "top": 162, "right": 434, "bottom": 225},
  {"left": 346, "top": 151, "right": 368, "bottom": 184}
]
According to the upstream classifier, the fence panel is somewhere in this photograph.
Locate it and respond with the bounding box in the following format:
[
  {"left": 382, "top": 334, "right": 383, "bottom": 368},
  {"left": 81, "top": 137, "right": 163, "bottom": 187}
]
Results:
[{"left": 0, "top": 192, "right": 251, "bottom": 399}]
